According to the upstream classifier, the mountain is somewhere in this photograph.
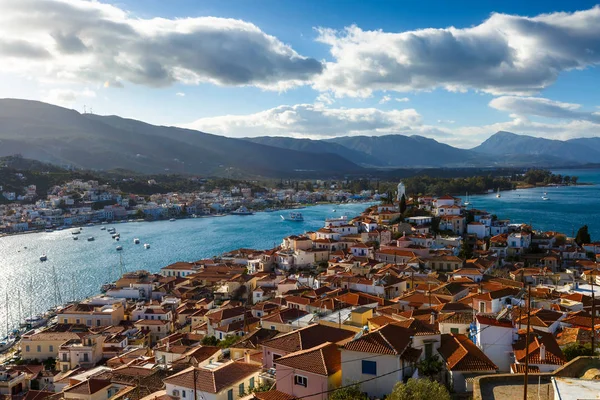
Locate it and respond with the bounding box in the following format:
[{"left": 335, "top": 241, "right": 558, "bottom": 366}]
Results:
[
  {"left": 472, "top": 131, "right": 599, "bottom": 164},
  {"left": 0, "top": 99, "right": 361, "bottom": 178},
  {"left": 244, "top": 136, "right": 381, "bottom": 166},
  {"left": 326, "top": 135, "right": 479, "bottom": 167}
]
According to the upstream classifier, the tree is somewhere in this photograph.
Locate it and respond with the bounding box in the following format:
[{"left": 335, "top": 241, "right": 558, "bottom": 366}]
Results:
[
  {"left": 416, "top": 355, "right": 444, "bottom": 380},
  {"left": 400, "top": 194, "right": 407, "bottom": 214},
  {"left": 389, "top": 378, "right": 450, "bottom": 400},
  {"left": 201, "top": 336, "right": 219, "bottom": 346},
  {"left": 563, "top": 343, "right": 597, "bottom": 361},
  {"left": 330, "top": 383, "right": 368, "bottom": 400},
  {"left": 218, "top": 335, "right": 241, "bottom": 349},
  {"left": 575, "top": 225, "right": 591, "bottom": 246}
]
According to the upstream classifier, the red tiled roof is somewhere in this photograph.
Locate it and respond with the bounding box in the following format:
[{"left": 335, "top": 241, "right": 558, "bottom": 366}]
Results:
[
  {"left": 163, "top": 362, "right": 260, "bottom": 393},
  {"left": 438, "top": 334, "right": 497, "bottom": 372},
  {"left": 275, "top": 342, "right": 341, "bottom": 376},
  {"left": 342, "top": 324, "right": 412, "bottom": 355},
  {"left": 263, "top": 324, "right": 354, "bottom": 353},
  {"left": 513, "top": 329, "right": 565, "bottom": 366}
]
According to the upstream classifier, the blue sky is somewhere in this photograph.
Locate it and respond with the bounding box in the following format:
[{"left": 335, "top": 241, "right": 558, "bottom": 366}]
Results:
[{"left": 1, "top": 0, "right": 600, "bottom": 147}]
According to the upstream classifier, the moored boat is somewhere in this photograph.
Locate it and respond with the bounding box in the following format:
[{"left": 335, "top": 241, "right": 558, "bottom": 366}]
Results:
[
  {"left": 280, "top": 212, "right": 304, "bottom": 222},
  {"left": 232, "top": 206, "right": 253, "bottom": 215},
  {"left": 40, "top": 254, "right": 47, "bottom": 261}
]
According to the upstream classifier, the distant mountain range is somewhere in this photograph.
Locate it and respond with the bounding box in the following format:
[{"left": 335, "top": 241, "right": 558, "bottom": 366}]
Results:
[{"left": 0, "top": 99, "right": 598, "bottom": 177}]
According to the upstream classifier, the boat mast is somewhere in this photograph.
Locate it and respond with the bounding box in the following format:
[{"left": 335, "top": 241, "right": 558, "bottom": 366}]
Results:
[
  {"left": 52, "top": 264, "right": 62, "bottom": 307},
  {"left": 5, "top": 288, "right": 9, "bottom": 338}
]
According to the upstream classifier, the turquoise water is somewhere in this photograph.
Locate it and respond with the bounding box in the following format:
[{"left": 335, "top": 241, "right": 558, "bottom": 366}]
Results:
[
  {"left": 462, "top": 169, "right": 600, "bottom": 237},
  {"left": 0, "top": 202, "right": 373, "bottom": 331}
]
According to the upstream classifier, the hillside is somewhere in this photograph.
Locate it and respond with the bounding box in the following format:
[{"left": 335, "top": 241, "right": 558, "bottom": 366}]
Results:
[
  {"left": 472, "top": 131, "right": 598, "bottom": 164},
  {"left": 0, "top": 99, "right": 361, "bottom": 178}
]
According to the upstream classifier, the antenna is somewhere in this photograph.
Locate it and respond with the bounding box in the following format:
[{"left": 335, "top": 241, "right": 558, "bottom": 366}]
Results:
[
  {"left": 83, "top": 105, "right": 86, "bottom": 114},
  {"left": 89, "top": 107, "right": 93, "bottom": 115}
]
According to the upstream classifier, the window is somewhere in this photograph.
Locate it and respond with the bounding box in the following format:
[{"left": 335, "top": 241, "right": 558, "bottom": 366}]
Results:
[
  {"left": 239, "top": 383, "right": 245, "bottom": 396},
  {"left": 479, "top": 302, "right": 486, "bottom": 313},
  {"left": 37, "top": 345, "right": 41, "bottom": 352},
  {"left": 227, "top": 389, "right": 233, "bottom": 400},
  {"left": 425, "top": 343, "right": 433, "bottom": 358},
  {"left": 450, "top": 328, "right": 459, "bottom": 334},
  {"left": 83, "top": 353, "right": 89, "bottom": 362},
  {"left": 76, "top": 319, "right": 80, "bottom": 324},
  {"left": 96, "top": 320, "right": 101, "bottom": 327},
  {"left": 271, "top": 326, "right": 276, "bottom": 330},
  {"left": 49, "top": 345, "right": 54, "bottom": 352},
  {"left": 25, "top": 345, "right": 30, "bottom": 352},
  {"left": 182, "top": 390, "right": 186, "bottom": 398},
  {"left": 362, "top": 360, "right": 377, "bottom": 375},
  {"left": 63, "top": 319, "right": 68, "bottom": 324},
  {"left": 172, "top": 390, "right": 180, "bottom": 397},
  {"left": 87, "top": 320, "right": 92, "bottom": 326},
  {"left": 294, "top": 375, "right": 308, "bottom": 387},
  {"left": 249, "top": 377, "right": 255, "bottom": 389}
]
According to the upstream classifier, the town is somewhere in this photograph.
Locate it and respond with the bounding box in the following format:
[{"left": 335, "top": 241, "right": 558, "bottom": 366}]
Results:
[
  {"left": 1, "top": 182, "right": 599, "bottom": 400},
  {"left": 0, "top": 176, "right": 375, "bottom": 234}
]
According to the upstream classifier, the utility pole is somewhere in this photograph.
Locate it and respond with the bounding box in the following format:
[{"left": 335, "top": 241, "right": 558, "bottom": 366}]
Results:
[
  {"left": 523, "top": 284, "right": 532, "bottom": 400},
  {"left": 592, "top": 275, "right": 596, "bottom": 354},
  {"left": 193, "top": 366, "right": 197, "bottom": 400}
]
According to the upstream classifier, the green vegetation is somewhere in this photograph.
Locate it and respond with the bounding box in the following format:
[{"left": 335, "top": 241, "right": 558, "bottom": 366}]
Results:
[
  {"left": 416, "top": 355, "right": 444, "bottom": 380},
  {"left": 575, "top": 225, "right": 592, "bottom": 246},
  {"left": 522, "top": 169, "right": 578, "bottom": 186},
  {"left": 563, "top": 343, "right": 598, "bottom": 361},
  {"left": 330, "top": 383, "right": 368, "bottom": 400},
  {"left": 389, "top": 378, "right": 451, "bottom": 400}
]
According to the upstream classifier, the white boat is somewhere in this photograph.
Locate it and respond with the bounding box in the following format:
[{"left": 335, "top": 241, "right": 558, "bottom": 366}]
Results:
[
  {"left": 332, "top": 209, "right": 336, "bottom": 212},
  {"left": 133, "top": 238, "right": 140, "bottom": 244},
  {"left": 71, "top": 230, "right": 80, "bottom": 235},
  {"left": 116, "top": 245, "right": 123, "bottom": 251},
  {"left": 144, "top": 243, "right": 150, "bottom": 249},
  {"left": 464, "top": 192, "right": 470, "bottom": 206},
  {"left": 115, "top": 237, "right": 120, "bottom": 241},
  {"left": 21, "top": 315, "right": 47, "bottom": 329},
  {"left": 280, "top": 212, "right": 304, "bottom": 222},
  {"left": 496, "top": 188, "right": 501, "bottom": 198},
  {"left": 542, "top": 195, "right": 549, "bottom": 201},
  {"left": 100, "top": 227, "right": 106, "bottom": 231},
  {"left": 87, "top": 237, "right": 95, "bottom": 242},
  {"left": 169, "top": 218, "right": 176, "bottom": 222},
  {"left": 232, "top": 206, "right": 253, "bottom": 215},
  {"left": 73, "top": 236, "right": 78, "bottom": 241},
  {"left": 40, "top": 254, "right": 47, "bottom": 262}
]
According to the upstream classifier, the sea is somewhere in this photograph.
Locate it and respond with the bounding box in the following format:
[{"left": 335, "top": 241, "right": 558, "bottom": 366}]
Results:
[
  {"left": 0, "top": 202, "right": 373, "bottom": 332},
  {"left": 462, "top": 169, "right": 600, "bottom": 237}
]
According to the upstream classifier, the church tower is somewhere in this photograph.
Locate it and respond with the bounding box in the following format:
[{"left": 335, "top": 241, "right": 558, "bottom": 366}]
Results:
[{"left": 397, "top": 181, "right": 406, "bottom": 201}]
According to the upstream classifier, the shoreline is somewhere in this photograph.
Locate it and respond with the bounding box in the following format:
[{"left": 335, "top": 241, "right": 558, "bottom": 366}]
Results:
[{"left": 0, "top": 200, "right": 372, "bottom": 239}]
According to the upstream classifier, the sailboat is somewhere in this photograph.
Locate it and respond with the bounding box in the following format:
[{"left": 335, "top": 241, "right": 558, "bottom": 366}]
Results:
[
  {"left": 0, "top": 290, "right": 15, "bottom": 353},
  {"left": 542, "top": 192, "right": 549, "bottom": 201},
  {"left": 496, "top": 188, "right": 501, "bottom": 198},
  {"left": 464, "top": 192, "right": 470, "bottom": 206}
]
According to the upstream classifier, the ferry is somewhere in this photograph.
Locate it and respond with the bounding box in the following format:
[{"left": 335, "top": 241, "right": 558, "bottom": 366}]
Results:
[
  {"left": 133, "top": 238, "right": 140, "bottom": 244},
  {"left": 232, "top": 206, "right": 253, "bottom": 215},
  {"left": 280, "top": 212, "right": 304, "bottom": 222},
  {"left": 144, "top": 243, "right": 151, "bottom": 249},
  {"left": 40, "top": 254, "right": 47, "bottom": 262}
]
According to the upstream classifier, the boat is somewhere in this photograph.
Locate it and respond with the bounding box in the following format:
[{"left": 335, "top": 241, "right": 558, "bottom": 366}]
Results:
[
  {"left": 72, "top": 230, "right": 80, "bottom": 235},
  {"left": 100, "top": 227, "right": 106, "bottom": 231},
  {"left": 232, "top": 206, "right": 253, "bottom": 215},
  {"left": 73, "top": 236, "right": 78, "bottom": 241},
  {"left": 332, "top": 209, "right": 336, "bottom": 212},
  {"left": 115, "top": 237, "right": 120, "bottom": 241},
  {"left": 280, "top": 212, "right": 304, "bottom": 222},
  {"left": 112, "top": 233, "right": 119, "bottom": 239},
  {"left": 45, "top": 228, "right": 54, "bottom": 233},
  {"left": 496, "top": 188, "right": 501, "bottom": 198},
  {"left": 133, "top": 238, "right": 140, "bottom": 244},
  {"left": 87, "top": 237, "right": 95, "bottom": 242},
  {"left": 20, "top": 315, "right": 47, "bottom": 329},
  {"left": 40, "top": 254, "right": 47, "bottom": 262},
  {"left": 0, "top": 335, "right": 15, "bottom": 353},
  {"left": 100, "top": 283, "right": 116, "bottom": 293},
  {"left": 116, "top": 245, "right": 123, "bottom": 251},
  {"left": 542, "top": 195, "right": 549, "bottom": 201},
  {"left": 169, "top": 218, "right": 176, "bottom": 222},
  {"left": 464, "top": 192, "right": 470, "bottom": 206},
  {"left": 144, "top": 243, "right": 150, "bottom": 249}
]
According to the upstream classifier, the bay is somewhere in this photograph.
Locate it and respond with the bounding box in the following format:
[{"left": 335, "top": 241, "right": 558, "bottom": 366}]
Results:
[
  {"left": 0, "top": 202, "right": 373, "bottom": 331},
  {"left": 462, "top": 168, "right": 600, "bottom": 237}
]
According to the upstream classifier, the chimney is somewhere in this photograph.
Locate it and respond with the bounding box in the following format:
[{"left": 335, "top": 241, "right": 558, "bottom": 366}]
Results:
[
  {"left": 245, "top": 351, "right": 251, "bottom": 364},
  {"left": 540, "top": 343, "right": 546, "bottom": 361},
  {"left": 430, "top": 312, "right": 436, "bottom": 325},
  {"left": 166, "top": 339, "right": 170, "bottom": 353}
]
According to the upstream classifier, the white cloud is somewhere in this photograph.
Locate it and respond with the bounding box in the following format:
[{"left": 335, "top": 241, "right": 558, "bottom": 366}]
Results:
[
  {"left": 395, "top": 97, "right": 410, "bottom": 102},
  {"left": 315, "top": 92, "right": 334, "bottom": 106},
  {"left": 313, "top": 6, "right": 600, "bottom": 97},
  {"left": 42, "top": 87, "right": 96, "bottom": 106},
  {"left": 176, "top": 92, "right": 186, "bottom": 97},
  {"left": 0, "top": 0, "right": 322, "bottom": 90},
  {"left": 437, "top": 119, "right": 456, "bottom": 124},
  {"left": 489, "top": 96, "right": 600, "bottom": 123},
  {"left": 182, "top": 103, "right": 423, "bottom": 138},
  {"left": 379, "top": 95, "right": 392, "bottom": 104}
]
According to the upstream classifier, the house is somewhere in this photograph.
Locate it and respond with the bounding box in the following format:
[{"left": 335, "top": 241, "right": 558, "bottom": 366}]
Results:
[
  {"left": 62, "top": 378, "right": 127, "bottom": 400},
  {"left": 21, "top": 325, "right": 87, "bottom": 361},
  {"left": 437, "top": 312, "right": 473, "bottom": 335},
  {"left": 275, "top": 342, "right": 342, "bottom": 400},
  {"left": 0, "top": 368, "right": 28, "bottom": 396},
  {"left": 439, "top": 216, "right": 466, "bottom": 235},
  {"left": 57, "top": 334, "right": 106, "bottom": 372},
  {"left": 426, "top": 256, "right": 463, "bottom": 273},
  {"left": 437, "top": 333, "right": 497, "bottom": 392},
  {"left": 163, "top": 361, "right": 261, "bottom": 400},
  {"left": 261, "top": 324, "right": 354, "bottom": 369},
  {"left": 475, "top": 315, "right": 516, "bottom": 372},
  {"left": 340, "top": 324, "right": 421, "bottom": 398},
  {"left": 260, "top": 308, "right": 309, "bottom": 333},
  {"left": 512, "top": 329, "right": 566, "bottom": 372},
  {"left": 467, "top": 222, "right": 489, "bottom": 239},
  {"left": 470, "top": 287, "right": 519, "bottom": 314}
]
